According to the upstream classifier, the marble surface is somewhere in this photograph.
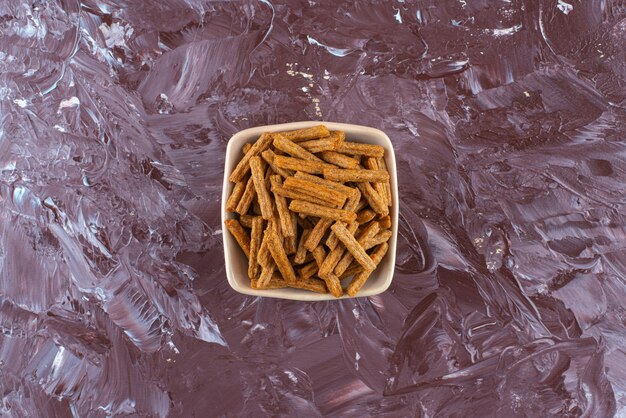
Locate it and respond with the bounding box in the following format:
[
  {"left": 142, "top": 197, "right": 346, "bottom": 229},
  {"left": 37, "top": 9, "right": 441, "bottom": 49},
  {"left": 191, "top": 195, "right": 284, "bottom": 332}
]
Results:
[{"left": 1, "top": 0, "right": 625, "bottom": 416}]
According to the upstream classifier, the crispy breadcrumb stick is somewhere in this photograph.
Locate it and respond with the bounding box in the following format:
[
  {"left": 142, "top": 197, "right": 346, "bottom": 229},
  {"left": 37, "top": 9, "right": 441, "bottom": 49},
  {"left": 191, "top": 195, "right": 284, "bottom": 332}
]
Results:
[
  {"left": 283, "top": 177, "right": 348, "bottom": 208},
  {"left": 229, "top": 132, "right": 273, "bottom": 182},
  {"left": 298, "top": 260, "right": 318, "bottom": 280},
  {"left": 269, "top": 175, "right": 295, "bottom": 237},
  {"left": 356, "top": 182, "right": 388, "bottom": 216},
  {"left": 346, "top": 243, "right": 389, "bottom": 296},
  {"left": 276, "top": 125, "right": 330, "bottom": 142},
  {"left": 322, "top": 272, "right": 343, "bottom": 298},
  {"left": 356, "top": 208, "right": 377, "bottom": 224},
  {"left": 273, "top": 133, "right": 325, "bottom": 162},
  {"left": 334, "top": 221, "right": 380, "bottom": 276},
  {"left": 326, "top": 188, "right": 362, "bottom": 250},
  {"left": 235, "top": 177, "right": 256, "bottom": 215},
  {"left": 323, "top": 167, "right": 390, "bottom": 183},
  {"left": 248, "top": 217, "right": 263, "bottom": 279},
  {"left": 224, "top": 219, "right": 250, "bottom": 257},
  {"left": 289, "top": 200, "right": 357, "bottom": 223},
  {"left": 274, "top": 155, "right": 334, "bottom": 175},
  {"left": 330, "top": 222, "right": 376, "bottom": 271},
  {"left": 294, "top": 229, "right": 311, "bottom": 264},
  {"left": 304, "top": 218, "right": 333, "bottom": 252},
  {"left": 226, "top": 181, "right": 246, "bottom": 212},
  {"left": 378, "top": 215, "right": 392, "bottom": 229},
  {"left": 364, "top": 229, "right": 393, "bottom": 250},
  {"left": 271, "top": 183, "right": 341, "bottom": 207},
  {"left": 336, "top": 141, "right": 384, "bottom": 157},
  {"left": 261, "top": 149, "right": 293, "bottom": 178},
  {"left": 266, "top": 229, "right": 297, "bottom": 283},
  {"left": 319, "top": 151, "right": 360, "bottom": 169},
  {"left": 293, "top": 172, "right": 354, "bottom": 194},
  {"left": 376, "top": 156, "right": 392, "bottom": 206},
  {"left": 250, "top": 156, "right": 273, "bottom": 220},
  {"left": 298, "top": 136, "right": 341, "bottom": 153}
]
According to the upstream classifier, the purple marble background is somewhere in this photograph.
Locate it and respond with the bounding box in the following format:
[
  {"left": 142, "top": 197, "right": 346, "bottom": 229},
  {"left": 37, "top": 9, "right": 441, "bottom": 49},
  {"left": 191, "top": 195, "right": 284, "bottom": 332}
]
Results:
[{"left": 1, "top": 0, "right": 625, "bottom": 416}]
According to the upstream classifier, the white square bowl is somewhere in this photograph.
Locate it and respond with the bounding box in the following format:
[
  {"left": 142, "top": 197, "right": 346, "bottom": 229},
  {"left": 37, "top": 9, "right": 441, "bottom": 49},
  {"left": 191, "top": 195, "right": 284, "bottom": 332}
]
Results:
[{"left": 221, "top": 121, "right": 398, "bottom": 301}]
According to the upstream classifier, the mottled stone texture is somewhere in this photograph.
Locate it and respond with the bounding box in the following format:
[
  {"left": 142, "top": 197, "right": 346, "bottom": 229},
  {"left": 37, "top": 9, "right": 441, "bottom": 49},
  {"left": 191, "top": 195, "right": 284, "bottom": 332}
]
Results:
[{"left": 1, "top": 0, "right": 625, "bottom": 416}]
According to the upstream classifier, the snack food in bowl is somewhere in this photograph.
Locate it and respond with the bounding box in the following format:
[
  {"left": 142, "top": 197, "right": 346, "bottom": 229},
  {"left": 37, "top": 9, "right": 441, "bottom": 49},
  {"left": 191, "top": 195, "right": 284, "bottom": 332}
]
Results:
[{"left": 221, "top": 121, "right": 398, "bottom": 301}]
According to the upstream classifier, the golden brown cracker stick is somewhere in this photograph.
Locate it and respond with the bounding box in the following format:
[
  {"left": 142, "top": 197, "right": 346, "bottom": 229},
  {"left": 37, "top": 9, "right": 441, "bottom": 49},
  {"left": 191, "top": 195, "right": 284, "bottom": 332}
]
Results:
[
  {"left": 250, "top": 156, "right": 273, "bottom": 220},
  {"left": 345, "top": 188, "right": 363, "bottom": 212},
  {"left": 239, "top": 214, "right": 254, "bottom": 228},
  {"left": 271, "top": 183, "right": 340, "bottom": 208},
  {"left": 330, "top": 130, "right": 346, "bottom": 142},
  {"left": 235, "top": 177, "right": 256, "bottom": 215},
  {"left": 269, "top": 175, "right": 295, "bottom": 237},
  {"left": 364, "top": 229, "right": 392, "bottom": 250},
  {"left": 289, "top": 200, "right": 357, "bottom": 223},
  {"left": 326, "top": 188, "right": 362, "bottom": 250},
  {"left": 242, "top": 143, "right": 253, "bottom": 155},
  {"left": 334, "top": 222, "right": 379, "bottom": 276},
  {"left": 298, "top": 137, "right": 340, "bottom": 154},
  {"left": 229, "top": 132, "right": 273, "bottom": 182},
  {"left": 269, "top": 211, "right": 283, "bottom": 242},
  {"left": 294, "top": 229, "right": 310, "bottom": 264},
  {"left": 261, "top": 149, "right": 292, "bottom": 179},
  {"left": 257, "top": 232, "right": 271, "bottom": 267},
  {"left": 355, "top": 198, "right": 368, "bottom": 212},
  {"left": 298, "top": 260, "right": 318, "bottom": 280},
  {"left": 339, "top": 262, "right": 363, "bottom": 280},
  {"left": 248, "top": 217, "right": 263, "bottom": 279},
  {"left": 331, "top": 222, "right": 376, "bottom": 271},
  {"left": 323, "top": 167, "right": 389, "bottom": 183},
  {"left": 283, "top": 177, "right": 348, "bottom": 207},
  {"left": 293, "top": 172, "right": 355, "bottom": 194},
  {"left": 304, "top": 218, "right": 333, "bottom": 251},
  {"left": 285, "top": 235, "right": 297, "bottom": 255},
  {"left": 319, "top": 151, "right": 360, "bottom": 169},
  {"left": 363, "top": 157, "right": 378, "bottom": 170},
  {"left": 291, "top": 211, "right": 298, "bottom": 236},
  {"left": 363, "top": 157, "right": 387, "bottom": 206},
  {"left": 319, "top": 242, "right": 345, "bottom": 278},
  {"left": 257, "top": 260, "right": 277, "bottom": 288},
  {"left": 264, "top": 159, "right": 273, "bottom": 186},
  {"left": 224, "top": 219, "right": 251, "bottom": 258},
  {"left": 321, "top": 272, "right": 343, "bottom": 298},
  {"left": 273, "top": 133, "right": 325, "bottom": 162},
  {"left": 284, "top": 211, "right": 298, "bottom": 255},
  {"left": 356, "top": 208, "right": 377, "bottom": 224},
  {"left": 251, "top": 273, "right": 282, "bottom": 290},
  {"left": 311, "top": 245, "right": 327, "bottom": 268},
  {"left": 318, "top": 221, "right": 358, "bottom": 278},
  {"left": 276, "top": 125, "right": 330, "bottom": 142},
  {"left": 226, "top": 181, "right": 246, "bottom": 212},
  {"left": 379, "top": 215, "right": 391, "bottom": 229},
  {"left": 376, "top": 156, "right": 392, "bottom": 206},
  {"left": 274, "top": 155, "right": 334, "bottom": 175},
  {"left": 262, "top": 273, "right": 327, "bottom": 293},
  {"left": 346, "top": 242, "right": 389, "bottom": 296},
  {"left": 266, "top": 229, "right": 297, "bottom": 283},
  {"left": 357, "top": 182, "right": 389, "bottom": 216},
  {"left": 292, "top": 277, "right": 328, "bottom": 294},
  {"left": 336, "top": 141, "right": 384, "bottom": 157}
]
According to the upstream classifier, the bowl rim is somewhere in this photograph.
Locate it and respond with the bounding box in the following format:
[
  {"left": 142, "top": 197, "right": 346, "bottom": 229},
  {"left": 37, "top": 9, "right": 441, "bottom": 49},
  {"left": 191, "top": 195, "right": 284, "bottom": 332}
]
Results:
[{"left": 221, "top": 121, "right": 398, "bottom": 301}]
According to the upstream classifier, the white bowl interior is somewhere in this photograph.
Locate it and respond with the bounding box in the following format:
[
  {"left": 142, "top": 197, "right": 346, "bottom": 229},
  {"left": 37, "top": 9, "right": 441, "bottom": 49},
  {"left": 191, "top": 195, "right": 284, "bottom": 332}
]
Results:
[{"left": 221, "top": 121, "right": 398, "bottom": 301}]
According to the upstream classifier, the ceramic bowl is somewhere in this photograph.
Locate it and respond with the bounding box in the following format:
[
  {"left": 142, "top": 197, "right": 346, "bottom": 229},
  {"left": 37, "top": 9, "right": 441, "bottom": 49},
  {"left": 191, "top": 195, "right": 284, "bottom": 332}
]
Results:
[{"left": 221, "top": 121, "right": 398, "bottom": 300}]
